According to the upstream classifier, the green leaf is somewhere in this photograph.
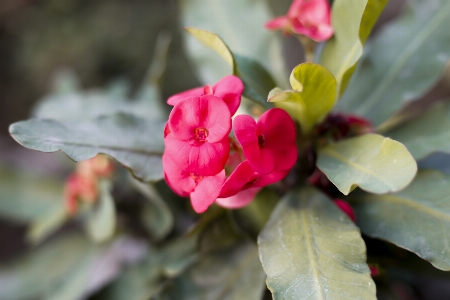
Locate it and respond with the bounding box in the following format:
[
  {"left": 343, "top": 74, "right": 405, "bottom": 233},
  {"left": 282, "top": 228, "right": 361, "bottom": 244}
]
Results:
[
  {"left": 351, "top": 170, "right": 450, "bottom": 271},
  {"left": 27, "top": 208, "right": 68, "bottom": 244},
  {"left": 258, "top": 187, "right": 375, "bottom": 300},
  {"left": 130, "top": 176, "right": 174, "bottom": 241},
  {"left": 387, "top": 101, "right": 450, "bottom": 160},
  {"left": 268, "top": 63, "right": 336, "bottom": 133},
  {"left": 320, "top": 0, "right": 388, "bottom": 96},
  {"left": 159, "top": 240, "right": 266, "bottom": 300},
  {"left": 337, "top": 0, "right": 450, "bottom": 126},
  {"left": 84, "top": 180, "right": 116, "bottom": 243},
  {"left": 180, "top": 0, "right": 287, "bottom": 87},
  {"left": 0, "top": 165, "right": 65, "bottom": 221},
  {"left": 9, "top": 113, "right": 165, "bottom": 182},
  {"left": 185, "top": 27, "right": 275, "bottom": 108},
  {"left": 317, "top": 133, "right": 417, "bottom": 195}
]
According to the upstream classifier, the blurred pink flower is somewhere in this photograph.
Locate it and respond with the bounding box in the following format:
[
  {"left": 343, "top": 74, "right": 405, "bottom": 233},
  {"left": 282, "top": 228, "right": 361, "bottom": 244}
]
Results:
[
  {"left": 334, "top": 199, "right": 356, "bottom": 221},
  {"left": 265, "top": 0, "right": 333, "bottom": 42}
]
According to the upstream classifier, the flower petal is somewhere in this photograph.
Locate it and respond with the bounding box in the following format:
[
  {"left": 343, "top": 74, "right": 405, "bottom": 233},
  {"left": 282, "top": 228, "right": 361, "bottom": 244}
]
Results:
[
  {"left": 234, "top": 114, "right": 275, "bottom": 175},
  {"left": 167, "top": 87, "right": 204, "bottom": 106},
  {"left": 213, "top": 75, "right": 243, "bottom": 115},
  {"left": 219, "top": 161, "right": 256, "bottom": 198},
  {"left": 168, "top": 95, "right": 231, "bottom": 143},
  {"left": 162, "top": 152, "right": 195, "bottom": 197},
  {"left": 251, "top": 169, "right": 289, "bottom": 187},
  {"left": 265, "top": 16, "right": 290, "bottom": 30},
  {"left": 216, "top": 187, "right": 261, "bottom": 209},
  {"left": 164, "top": 134, "right": 230, "bottom": 176},
  {"left": 190, "top": 170, "right": 226, "bottom": 213}
]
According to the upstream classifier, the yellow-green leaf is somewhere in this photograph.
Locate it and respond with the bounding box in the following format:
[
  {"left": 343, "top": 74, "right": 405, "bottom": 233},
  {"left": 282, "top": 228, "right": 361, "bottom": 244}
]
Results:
[
  {"left": 317, "top": 133, "right": 417, "bottom": 195},
  {"left": 320, "top": 0, "right": 388, "bottom": 96},
  {"left": 269, "top": 63, "right": 336, "bottom": 133},
  {"left": 351, "top": 170, "right": 450, "bottom": 271},
  {"left": 258, "top": 187, "right": 376, "bottom": 300}
]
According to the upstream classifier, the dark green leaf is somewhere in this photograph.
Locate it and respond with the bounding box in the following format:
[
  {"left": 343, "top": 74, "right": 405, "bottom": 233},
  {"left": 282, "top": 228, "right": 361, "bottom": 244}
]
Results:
[
  {"left": 159, "top": 240, "right": 265, "bottom": 300},
  {"left": 387, "top": 101, "right": 450, "bottom": 160},
  {"left": 351, "top": 170, "right": 450, "bottom": 271},
  {"left": 9, "top": 113, "right": 165, "bottom": 182},
  {"left": 338, "top": 0, "right": 450, "bottom": 126},
  {"left": 320, "top": 0, "right": 388, "bottom": 96},
  {"left": 317, "top": 134, "right": 417, "bottom": 195},
  {"left": 258, "top": 187, "right": 375, "bottom": 300}
]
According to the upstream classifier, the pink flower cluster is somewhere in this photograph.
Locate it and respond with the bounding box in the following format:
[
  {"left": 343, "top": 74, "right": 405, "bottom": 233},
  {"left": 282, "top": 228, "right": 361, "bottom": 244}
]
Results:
[
  {"left": 265, "top": 0, "right": 333, "bottom": 42},
  {"left": 163, "top": 76, "right": 298, "bottom": 213}
]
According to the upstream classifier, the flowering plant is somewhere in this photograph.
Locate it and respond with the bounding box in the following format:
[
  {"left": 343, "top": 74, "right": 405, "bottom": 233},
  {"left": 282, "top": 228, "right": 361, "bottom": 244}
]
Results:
[{"left": 4, "top": 0, "right": 450, "bottom": 299}]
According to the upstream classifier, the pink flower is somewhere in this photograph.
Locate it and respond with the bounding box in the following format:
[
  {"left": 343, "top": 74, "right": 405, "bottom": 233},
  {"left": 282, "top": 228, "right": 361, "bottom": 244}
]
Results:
[
  {"left": 265, "top": 0, "right": 333, "bottom": 42},
  {"left": 165, "top": 95, "right": 231, "bottom": 176},
  {"left": 167, "top": 75, "right": 244, "bottom": 116},
  {"left": 163, "top": 153, "right": 225, "bottom": 213},
  {"left": 334, "top": 199, "right": 355, "bottom": 222},
  {"left": 233, "top": 108, "right": 297, "bottom": 175}
]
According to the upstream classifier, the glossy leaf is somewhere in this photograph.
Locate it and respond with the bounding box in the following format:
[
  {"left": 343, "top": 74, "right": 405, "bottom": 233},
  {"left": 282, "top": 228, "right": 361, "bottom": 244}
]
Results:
[
  {"left": 186, "top": 27, "right": 275, "bottom": 108},
  {"left": 258, "top": 187, "right": 375, "bottom": 300},
  {"left": 9, "top": 113, "right": 165, "bottom": 182},
  {"left": 387, "top": 101, "right": 450, "bottom": 160},
  {"left": 320, "top": 0, "right": 388, "bottom": 96},
  {"left": 338, "top": 0, "right": 450, "bottom": 126},
  {"left": 159, "top": 240, "right": 265, "bottom": 300},
  {"left": 317, "top": 134, "right": 417, "bottom": 195},
  {"left": 269, "top": 63, "right": 336, "bottom": 133},
  {"left": 352, "top": 170, "right": 450, "bottom": 271},
  {"left": 131, "top": 177, "right": 174, "bottom": 241},
  {"left": 84, "top": 180, "right": 116, "bottom": 243},
  {"left": 181, "top": 0, "right": 286, "bottom": 86}
]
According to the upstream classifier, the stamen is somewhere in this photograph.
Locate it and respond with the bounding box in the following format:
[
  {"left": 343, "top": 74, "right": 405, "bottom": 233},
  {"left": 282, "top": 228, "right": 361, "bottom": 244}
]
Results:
[
  {"left": 194, "top": 128, "right": 209, "bottom": 142},
  {"left": 190, "top": 173, "right": 203, "bottom": 184}
]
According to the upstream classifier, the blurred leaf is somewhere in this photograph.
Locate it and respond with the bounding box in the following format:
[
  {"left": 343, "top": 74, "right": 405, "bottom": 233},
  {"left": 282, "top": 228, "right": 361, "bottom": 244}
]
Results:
[
  {"left": 320, "top": 0, "right": 388, "bottom": 97},
  {"left": 186, "top": 28, "right": 275, "bottom": 108},
  {"left": 338, "top": 0, "right": 450, "bottom": 126},
  {"left": 258, "top": 187, "right": 375, "bottom": 299},
  {"left": 351, "top": 170, "right": 450, "bottom": 271},
  {"left": 0, "top": 165, "right": 64, "bottom": 221},
  {"left": 0, "top": 233, "right": 144, "bottom": 300},
  {"left": 33, "top": 33, "right": 171, "bottom": 122},
  {"left": 387, "top": 101, "right": 450, "bottom": 160},
  {"left": 131, "top": 177, "right": 174, "bottom": 241},
  {"left": 231, "top": 188, "right": 278, "bottom": 238},
  {"left": 85, "top": 180, "right": 116, "bottom": 243},
  {"left": 180, "top": 0, "right": 287, "bottom": 87},
  {"left": 197, "top": 214, "right": 241, "bottom": 253},
  {"left": 317, "top": 133, "right": 417, "bottom": 195},
  {"left": 27, "top": 208, "right": 68, "bottom": 245},
  {"left": 269, "top": 63, "right": 336, "bottom": 133},
  {"left": 158, "top": 240, "right": 265, "bottom": 300},
  {"left": 9, "top": 113, "right": 165, "bottom": 182}
]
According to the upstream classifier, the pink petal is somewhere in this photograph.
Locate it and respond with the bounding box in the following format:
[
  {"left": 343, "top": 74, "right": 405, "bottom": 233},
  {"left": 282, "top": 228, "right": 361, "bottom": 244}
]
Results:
[
  {"left": 265, "top": 16, "right": 290, "bottom": 30},
  {"left": 162, "top": 152, "right": 195, "bottom": 197},
  {"left": 190, "top": 170, "right": 226, "bottom": 213},
  {"left": 167, "top": 87, "right": 204, "bottom": 106},
  {"left": 216, "top": 187, "right": 262, "bottom": 209},
  {"left": 234, "top": 114, "right": 275, "bottom": 175},
  {"left": 219, "top": 161, "right": 256, "bottom": 198},
  {"left": 251, "top": 169, "right": 289, "bottom": 187},
  {"left": 334, "top": 199, "right": 356, "bottom": 222},
  {"left": 168, "top": 95, "right": 231, "bottom": 143},
  {"left": 213, "top": 75, "right": 244, "bottom": 116},
  {"left": 164, "top": 134, "right": 230, "bottom": 176},
  {"left": 257, "top": 108, "right": 297, "bottom": 170}
]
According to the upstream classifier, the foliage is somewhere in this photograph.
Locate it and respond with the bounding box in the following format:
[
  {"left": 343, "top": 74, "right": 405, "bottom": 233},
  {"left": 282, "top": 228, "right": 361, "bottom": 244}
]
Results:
[{"left": 4, "top": 0, "right": 450, "bottom": 299}]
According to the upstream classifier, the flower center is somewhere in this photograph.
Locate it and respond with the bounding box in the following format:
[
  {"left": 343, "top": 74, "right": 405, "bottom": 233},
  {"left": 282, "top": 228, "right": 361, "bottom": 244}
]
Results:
[
  {"left": 190, "top": 173, "right": 204, "bottom": 184},
  {"left": 203, "top": 85, "right": 214, "bottom": 95},
  {"left": 257, "top": 134, "right": 265, "bottom": 148},
  {"left": 194, "top": 128, "right": 209, "bottom": 142}
]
